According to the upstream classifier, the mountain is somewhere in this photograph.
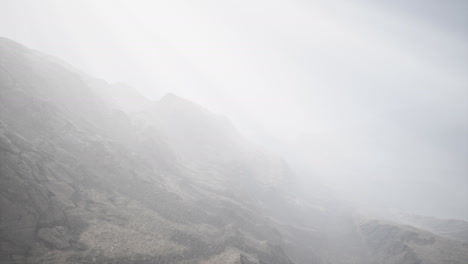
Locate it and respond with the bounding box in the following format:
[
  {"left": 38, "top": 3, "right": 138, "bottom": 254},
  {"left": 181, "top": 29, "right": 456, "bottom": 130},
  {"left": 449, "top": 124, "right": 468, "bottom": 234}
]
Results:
[
  {"left": 395, "top": 214, "right": 468, "bottom": 244},
  {"left": 1, "top": 36, "right": 468, "bottom": 264},
  {"left": 0, "top": 36, "right": 297, "bottom": 264}
]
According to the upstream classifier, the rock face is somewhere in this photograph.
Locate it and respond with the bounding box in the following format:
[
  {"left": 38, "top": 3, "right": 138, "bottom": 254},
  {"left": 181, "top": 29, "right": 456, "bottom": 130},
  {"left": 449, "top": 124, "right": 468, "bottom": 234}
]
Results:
[
  {"left": 0, "top": 36, "right": 468, "bottom": 264},
  {"left": 37, "top": 227, "right": 70, "bottom": 250},
  {"left": 360, "top": 220, "right": 468, "bottom": 264},
  {"left": 396, "top": 214, "right": 468, "bottom": 243}
]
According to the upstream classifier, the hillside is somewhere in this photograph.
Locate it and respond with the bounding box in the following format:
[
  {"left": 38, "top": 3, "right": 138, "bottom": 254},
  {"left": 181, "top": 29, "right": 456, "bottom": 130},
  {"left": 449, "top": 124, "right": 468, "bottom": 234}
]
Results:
[{"left": 1, "top": 36, "right": 468, "bottom": 264}]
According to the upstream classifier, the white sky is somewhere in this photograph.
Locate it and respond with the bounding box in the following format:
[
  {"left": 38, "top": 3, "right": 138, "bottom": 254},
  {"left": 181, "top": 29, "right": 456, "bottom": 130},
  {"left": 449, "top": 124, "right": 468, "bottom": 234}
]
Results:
[{"left": 1, "top": 0, "right": 467, "bottom": 219}]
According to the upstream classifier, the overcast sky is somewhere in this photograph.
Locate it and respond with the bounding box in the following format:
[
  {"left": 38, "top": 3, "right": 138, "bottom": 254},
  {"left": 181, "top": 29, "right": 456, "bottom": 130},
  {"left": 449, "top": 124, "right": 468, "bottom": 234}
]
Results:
[{"left": 1, "top": 0, "right": 467, "bottom": 219}]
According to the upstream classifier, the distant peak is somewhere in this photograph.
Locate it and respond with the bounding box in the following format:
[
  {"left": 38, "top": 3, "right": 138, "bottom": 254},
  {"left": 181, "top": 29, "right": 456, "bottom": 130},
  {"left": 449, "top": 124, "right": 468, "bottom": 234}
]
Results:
[
  {"left": 160, "top": 93, "right": 182, "bottom": 102},
  {"left": 159, "top": 93, "right": 199, "bottom": 107},
  {"left": 156, "top": 93, "right": 214, "bottom": 117},
  {"left": 0, "top": 36, "right": 29, "bottom": 51}
]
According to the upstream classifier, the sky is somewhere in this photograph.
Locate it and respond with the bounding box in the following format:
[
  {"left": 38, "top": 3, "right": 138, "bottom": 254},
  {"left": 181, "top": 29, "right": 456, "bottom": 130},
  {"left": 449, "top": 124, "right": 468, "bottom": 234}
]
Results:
[{"left": 1, "top": 0, "right": 467, "bottom": 219}]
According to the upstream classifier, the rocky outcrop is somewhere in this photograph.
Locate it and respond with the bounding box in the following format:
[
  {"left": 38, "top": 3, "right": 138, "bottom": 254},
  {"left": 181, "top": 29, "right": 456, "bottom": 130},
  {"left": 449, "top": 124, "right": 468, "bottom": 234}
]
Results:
[
  {"left": 360, "top": 220, "right": 468, "bottom": 264},
  {"left": 396, "top": 214, "right": 468, "bottom": 244}
]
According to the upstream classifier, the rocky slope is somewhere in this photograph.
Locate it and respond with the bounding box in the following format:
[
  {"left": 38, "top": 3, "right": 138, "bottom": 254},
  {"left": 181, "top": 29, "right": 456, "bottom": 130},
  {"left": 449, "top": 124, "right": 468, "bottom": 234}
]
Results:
[
  {"left": 1, "top": 36, "right": 468, "bottom": 264},
  {"left": 396, "top": 214, "right": 468, "bottom": 244},
  {"left": 360, "top": 220, "right": 468, "bottom": 264},
  {"left": 0, "top": 36, "right": 294, "bottom": 264}
]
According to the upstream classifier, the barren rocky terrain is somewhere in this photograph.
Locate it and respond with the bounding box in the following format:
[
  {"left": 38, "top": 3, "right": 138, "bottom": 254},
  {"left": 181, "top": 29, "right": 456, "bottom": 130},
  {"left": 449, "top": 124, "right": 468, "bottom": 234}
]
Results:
[{"left": 1, "top": 37, "right": 468, "bottom": 264}]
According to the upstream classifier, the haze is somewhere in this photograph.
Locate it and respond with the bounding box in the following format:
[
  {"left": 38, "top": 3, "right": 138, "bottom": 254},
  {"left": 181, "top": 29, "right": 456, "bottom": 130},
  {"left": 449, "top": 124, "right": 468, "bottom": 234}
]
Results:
[{"left": 1, "top": 0, "right": 467, "bottom": 219}]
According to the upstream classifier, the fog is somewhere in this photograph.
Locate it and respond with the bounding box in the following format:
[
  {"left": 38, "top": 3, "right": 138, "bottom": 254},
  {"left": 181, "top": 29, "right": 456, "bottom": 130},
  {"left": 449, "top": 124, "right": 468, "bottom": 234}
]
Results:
[{"left": 1, "top": 0, "right": 467, "bottom": 220}]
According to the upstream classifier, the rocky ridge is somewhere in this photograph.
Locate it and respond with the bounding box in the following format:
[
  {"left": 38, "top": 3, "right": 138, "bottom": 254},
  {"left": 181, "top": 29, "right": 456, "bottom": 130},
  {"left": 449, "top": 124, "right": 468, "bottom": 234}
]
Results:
[{"left": 1, "top": 36, "right": 468, "bottom": 264}]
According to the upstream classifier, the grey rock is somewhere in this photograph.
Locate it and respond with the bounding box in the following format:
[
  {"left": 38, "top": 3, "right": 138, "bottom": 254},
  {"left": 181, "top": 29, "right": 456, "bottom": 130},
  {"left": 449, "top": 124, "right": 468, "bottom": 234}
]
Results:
[{"left": 37, "top": 227, "right": 70, "bottom": 249}]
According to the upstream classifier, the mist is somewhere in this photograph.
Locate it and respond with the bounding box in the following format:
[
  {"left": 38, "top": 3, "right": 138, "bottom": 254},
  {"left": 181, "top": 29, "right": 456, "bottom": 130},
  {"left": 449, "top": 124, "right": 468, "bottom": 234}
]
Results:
[
  {"left": 1, "top": 1, "right": 468, "bottom": 263},
  {"left": 4, "top": 0, "right": 465, "bottom": 219}
]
